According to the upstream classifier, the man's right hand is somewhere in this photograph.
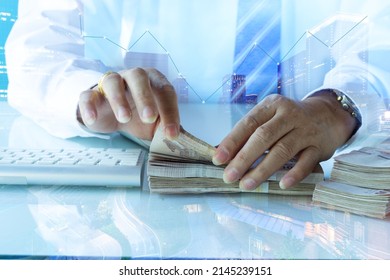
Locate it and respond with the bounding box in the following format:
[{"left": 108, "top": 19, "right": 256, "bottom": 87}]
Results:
[{"left": 77, "top": 67, "right": 180, "bottom": 141}]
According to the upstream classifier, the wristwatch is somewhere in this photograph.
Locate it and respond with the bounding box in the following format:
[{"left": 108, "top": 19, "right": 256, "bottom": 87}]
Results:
[{"left": 330, "top": 89, "right": 362, "bottom": 135}]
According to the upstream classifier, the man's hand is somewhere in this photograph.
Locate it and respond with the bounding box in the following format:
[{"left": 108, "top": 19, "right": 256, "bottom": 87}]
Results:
[
  {"left": 212, "top": 92, "right": 358, "bottom": 190},
  {"left": 77, "top": 68, "right": 180, "bottom": 140}
]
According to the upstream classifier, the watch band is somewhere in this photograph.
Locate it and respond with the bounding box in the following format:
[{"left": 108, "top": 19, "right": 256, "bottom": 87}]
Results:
[{"left": 330, "top": 89, "right": 362, "bottom": 135}]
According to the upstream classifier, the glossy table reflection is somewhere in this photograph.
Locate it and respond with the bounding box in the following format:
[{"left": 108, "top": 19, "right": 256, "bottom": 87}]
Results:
[{"left": 1, "top": 101, "right": 390, "bottom": 260}]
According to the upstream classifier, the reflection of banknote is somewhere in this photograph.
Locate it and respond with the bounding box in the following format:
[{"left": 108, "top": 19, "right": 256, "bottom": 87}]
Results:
[{"left": 148, "top": 125, "right": 323, "bottom": 195}]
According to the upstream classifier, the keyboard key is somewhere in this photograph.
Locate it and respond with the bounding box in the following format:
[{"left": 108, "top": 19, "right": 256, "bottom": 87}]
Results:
[{"left": 98, "top": 159, "right": 119, "bottom": 166}]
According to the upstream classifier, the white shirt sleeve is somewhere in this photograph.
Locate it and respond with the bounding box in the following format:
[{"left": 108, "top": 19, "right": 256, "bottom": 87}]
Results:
[
  {"left": 305, "top": 2, "right": 390, "bottom": 146},
  {"left": 5, "top": 0, "right": 105, "bottom": 139}
]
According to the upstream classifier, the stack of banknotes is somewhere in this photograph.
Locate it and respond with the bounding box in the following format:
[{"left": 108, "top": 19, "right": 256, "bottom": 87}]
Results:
[
  {"left": 313, "top": 146, "right": 390, "bottom": 219},
  {"left": 147, "top": 125, "right": 324, "bottom": 195}
]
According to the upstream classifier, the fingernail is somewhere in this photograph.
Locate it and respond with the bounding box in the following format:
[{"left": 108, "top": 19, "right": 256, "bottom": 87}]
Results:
[
  {"left": 240, "top": 178, "right": 258, "bottom": 190},
  {"left": 212, "top": 147, "right": 229, "bottom": 165},
  {"left": 142, "top": 106, "right": 157, "bottom": 123},
  {"left": 118, "top": 107, "right": 131, "bottom": 123},
  {"left": 279, "top": 176, "right": 295, "bottom": 189},
  {"left": 223, "top": 167, "right": 239, "bottom": 183},
  {"left": 164, "top": 124, "right": 179, "bottom": 140}
]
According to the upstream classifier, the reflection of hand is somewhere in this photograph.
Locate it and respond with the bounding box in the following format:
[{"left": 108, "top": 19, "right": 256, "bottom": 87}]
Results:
[
  {"left": 77, "top": 68, "right": 180, "bottom": 140},
  {"left": 212, "top": 92, "right": 358, "bottom": 190}
]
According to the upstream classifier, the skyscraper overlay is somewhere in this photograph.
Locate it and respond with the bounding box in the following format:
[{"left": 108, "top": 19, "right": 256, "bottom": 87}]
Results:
[
  {"left": 0, "top": 0, "right": 18, "bottom": 101},
  {"left": 233, "top": 0, "right": 281, "bottom": 101}
]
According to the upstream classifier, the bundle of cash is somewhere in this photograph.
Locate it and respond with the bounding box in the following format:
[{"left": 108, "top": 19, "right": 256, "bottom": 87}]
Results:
[
  {"left": 147, "top": 125, "right": 323, "bottom": 195},
  {"left": 313, "top": 145, "right": 390, "bottom": 219}
]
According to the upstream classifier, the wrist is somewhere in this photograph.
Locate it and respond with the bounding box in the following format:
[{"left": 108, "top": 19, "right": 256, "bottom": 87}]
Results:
[{"left": 305, "top": 89, "right": 361, "bottom": 143}]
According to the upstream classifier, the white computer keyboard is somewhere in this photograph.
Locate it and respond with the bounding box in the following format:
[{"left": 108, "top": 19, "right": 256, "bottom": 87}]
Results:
[{"left": 0, "top": 147, "right": 146, "bottom": 187}]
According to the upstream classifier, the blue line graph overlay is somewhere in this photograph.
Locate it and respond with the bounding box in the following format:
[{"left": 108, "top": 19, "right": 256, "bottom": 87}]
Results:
[{"left": 79, "top": 12, "right": 368, "bottom": 103}]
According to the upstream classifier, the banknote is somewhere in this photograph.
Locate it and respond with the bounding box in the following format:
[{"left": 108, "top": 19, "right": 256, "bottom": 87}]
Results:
[
  {"left": 331, "top": 146, "right": 390, "bottom": 189},
  {"left": 149, "top": 124, "right": 216, "bottom": 162},
  {"left": 313, "top": 180, "right": 390, "bottom": 219},
  {"left": 312, "top": 139, "right": 390, "bottom": 219},
  {"left": 147, "top": 124, "right": 324, "bottom": 195}
]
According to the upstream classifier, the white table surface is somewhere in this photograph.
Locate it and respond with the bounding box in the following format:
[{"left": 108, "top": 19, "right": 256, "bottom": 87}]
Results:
[{"left": 1, "top": 101, "right": 389, "bottom": 260}]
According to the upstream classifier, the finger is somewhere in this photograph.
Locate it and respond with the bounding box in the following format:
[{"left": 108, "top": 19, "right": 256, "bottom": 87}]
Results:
[
  {"left": 78, "top": 89, "right": 101, "bottom": 126},
  {"left": 219, "top": 96, "right": 297, "bottom": 183},
  {"left": 279, "top": 146, "right": 321, "bottom": 189},
  {"left": 100, "top": 72, "right": 132, "bottom": 124},
  {"left": 121, "top": 68, "right": 158, "bottom": 124},
  {"left": 238, "top": 130, "right": 304, "bottom": 190},
  {"left": 222, "top": 115, "right": 291, "bottom": 183},
  {"left": 212, "top": 94, "right": 280, "bottom": 166},
  {"left": 78, "top": 88, "right": 120, "bottom": 133},
  {"left": 147, "top": 68, "right": 180, "bottom": 139}
]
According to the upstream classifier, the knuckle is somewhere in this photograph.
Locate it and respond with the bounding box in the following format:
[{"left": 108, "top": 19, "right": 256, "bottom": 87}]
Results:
[
  {"left": 241, "top": 114, "right": 261, "bottom": 132},
  {"left": 273, "top": 141, "right": 296, "bottom": 161},
  {"left": 272, "top": 95, "right": 295, "bottom": 111},
  {"left": 252, "top": 125, "right": 274, "bottom": 144},
  {"left": 265, "top": 93, "right": 284, "bottom": 104},
  {"left": 287, "top": 103, "right": 301, "bottom": 116},
  {"left": 154, "top": 81, "right": 176, "bottom": 97},
  {"left": 128, "top": 67, "right": 148, "bottom": 78},
  {"left": 145, "top": 67, "right": 162, "bottom": 76},
  {"left": 160, "top": 83, "right": 176, "bottom": 94},
  {"left": 146, "top": 69, "right": 175, "bottom": 92},
  {"left": 305, "top": 145, "right": 323, "bottom": 161},
  {"left": 102, "top": 72, "right": 124, "bottom": 91},
  {"left": 105, "top": 72, "right": 122, "bottom": 83}
]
